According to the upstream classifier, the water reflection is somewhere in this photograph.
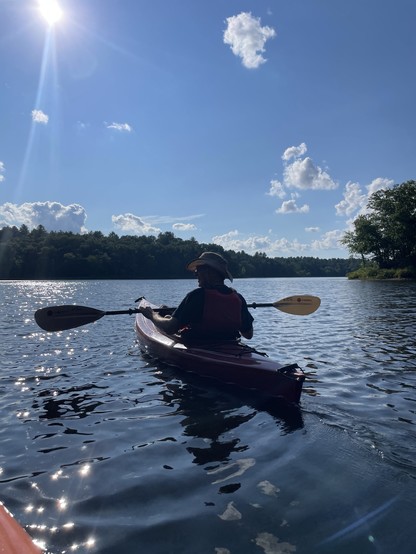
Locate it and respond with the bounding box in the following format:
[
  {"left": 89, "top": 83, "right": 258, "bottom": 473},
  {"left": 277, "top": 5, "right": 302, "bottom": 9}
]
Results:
[
  {"left": 149, "top": 363, "right": 304, "bottom": 467},
  {"left": 33, "top": 383, "right": 108, "bottom": 420}
]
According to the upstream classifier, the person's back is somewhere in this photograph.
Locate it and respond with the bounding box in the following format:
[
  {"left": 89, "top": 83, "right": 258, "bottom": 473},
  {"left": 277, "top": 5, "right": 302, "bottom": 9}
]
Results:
[
  {"left": 138, "top": 252, "right": 254, "bottom": 341},
  {"left": 173, "top": 284, "right": 248, "bottom": 341}
]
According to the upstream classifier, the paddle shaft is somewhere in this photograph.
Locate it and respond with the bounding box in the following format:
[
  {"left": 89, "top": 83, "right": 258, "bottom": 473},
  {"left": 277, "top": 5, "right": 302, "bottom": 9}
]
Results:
[{"left": 35, "top": 295, "right": 320, "bottom": 332}]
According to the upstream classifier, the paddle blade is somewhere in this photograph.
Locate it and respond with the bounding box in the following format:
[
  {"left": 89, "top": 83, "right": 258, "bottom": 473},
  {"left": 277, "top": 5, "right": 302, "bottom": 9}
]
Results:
[
  {"left": 274, "top": 295, "right": 321, "bottom": 316},
  {"left": 34, "top": 305, "right": 105, "bottom": 332}
]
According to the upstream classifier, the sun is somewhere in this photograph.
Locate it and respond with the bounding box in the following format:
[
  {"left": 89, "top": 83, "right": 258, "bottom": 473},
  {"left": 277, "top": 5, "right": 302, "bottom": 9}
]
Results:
[{"left": 38, "top": 0, "right": 63, "bottom": 26}]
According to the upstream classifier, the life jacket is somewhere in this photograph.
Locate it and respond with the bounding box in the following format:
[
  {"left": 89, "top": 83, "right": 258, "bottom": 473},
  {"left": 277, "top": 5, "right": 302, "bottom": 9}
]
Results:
[{"left": 189, "top": 288, "right": 242, "bottom": 339}]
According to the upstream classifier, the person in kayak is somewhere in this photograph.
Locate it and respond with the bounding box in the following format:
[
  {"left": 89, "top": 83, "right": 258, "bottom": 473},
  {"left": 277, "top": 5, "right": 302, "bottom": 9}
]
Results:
[{"left": 138, "top": 251, "right": 254, "bottom": 341}]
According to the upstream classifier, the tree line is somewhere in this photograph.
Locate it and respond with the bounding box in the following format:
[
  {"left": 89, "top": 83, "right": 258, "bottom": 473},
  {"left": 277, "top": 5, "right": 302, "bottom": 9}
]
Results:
[{"left": 0, "top": 226, "right": 360, "bottom": 280}]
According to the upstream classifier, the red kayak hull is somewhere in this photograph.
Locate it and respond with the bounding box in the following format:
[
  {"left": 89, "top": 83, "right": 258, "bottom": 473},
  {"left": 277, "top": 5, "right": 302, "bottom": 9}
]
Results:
[
  {"left": 0, "top": 503, "right": 42, "bottom": 554},
  {"left": 135, "top": 299, "right": 305, "bottom": 403}
]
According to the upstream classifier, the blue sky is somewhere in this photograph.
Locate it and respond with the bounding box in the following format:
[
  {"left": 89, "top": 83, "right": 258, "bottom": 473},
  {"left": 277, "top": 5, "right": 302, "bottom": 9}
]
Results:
[{"left": 1, "top": 0, "right": 415, "bottom": 258}]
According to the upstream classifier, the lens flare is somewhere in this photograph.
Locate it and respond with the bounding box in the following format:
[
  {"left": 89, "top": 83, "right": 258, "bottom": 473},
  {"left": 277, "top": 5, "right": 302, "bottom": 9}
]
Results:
[{"left": 38, "top": 0, "right": 63, "bottom": 26}]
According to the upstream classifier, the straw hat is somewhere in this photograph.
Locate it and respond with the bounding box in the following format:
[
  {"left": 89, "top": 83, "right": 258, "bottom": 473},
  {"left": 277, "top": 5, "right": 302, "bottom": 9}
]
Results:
[{"left": 186, "top": 252, "right": 233, "bottom": 282}]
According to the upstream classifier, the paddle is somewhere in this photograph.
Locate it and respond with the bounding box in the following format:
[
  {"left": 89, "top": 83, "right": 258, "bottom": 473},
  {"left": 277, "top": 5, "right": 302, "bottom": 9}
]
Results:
[{"left": 34, "top": 295, "right": 320, "bottom": 332}]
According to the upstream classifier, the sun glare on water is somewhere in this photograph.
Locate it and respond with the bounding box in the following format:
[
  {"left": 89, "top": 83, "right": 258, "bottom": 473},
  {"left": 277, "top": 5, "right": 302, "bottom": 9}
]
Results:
[{"left": 38, "top": 0, "right": 63, "bottom": 26}]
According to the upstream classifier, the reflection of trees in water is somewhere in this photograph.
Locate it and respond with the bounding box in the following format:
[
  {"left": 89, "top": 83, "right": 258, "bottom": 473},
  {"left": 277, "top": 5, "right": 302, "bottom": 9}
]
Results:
[
  {"left": 33, "top": 383, "right": 107, "bottom": 420},
  {"left": 155, "top": 365, "right": 304, "bottom": 466}
]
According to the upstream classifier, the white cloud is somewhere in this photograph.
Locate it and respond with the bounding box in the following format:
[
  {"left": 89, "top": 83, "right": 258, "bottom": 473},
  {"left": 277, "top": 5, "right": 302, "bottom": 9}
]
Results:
[
  {"left": 283, "top": 157, "right": 338, "bottom": 190},
  {"left": 276, "top": 196, "right": 310, "bottom": 214},
  {"left": 267, "top": 179, "right": 286, "bottom": 198},
  {"left": 335, "top": 181, "right": 366, "bottom": 216},
  {"left": 212, "top": 229, "right": 310, "bottom": 256},
  {"left": 112, "top": 213, "right": 160, "bottom": 234},
  {"left": 305, "top": 226, "right": 320, "bottom": 232},
  {"left": 311, "top": 229, "right": 344, "bottom": 251},
  {"left": 32, "top": 109, "right": 49, "bottom": 124},
  {"left": 0, "top": 161, "right": 5, "bottom": 182},
  {"left": 335, "top": 177, "right": 394, "bottom": 218},
  {"left": 282, "top": 142, "right": 307, "bottom": 162},
  {"left": 213, "top": 230, "right": 271, "bottom": 252},
  {"left": 223, "top": 12, "right": 276, "bottom": 69},
  {"left": 172, "top": 223, "right": 197, "bottom": 232},
  {"left": 0, "top": 201, "right": 87, "bottom": 232},
  {"left": 366, "top": 177, "right": 394, "bottom": 195},
  {"left": 106, "top": 122, "right": 133, "bottom": 132},
  {"left": 145, "top": 214, "right": 204, "bottom": 225}
]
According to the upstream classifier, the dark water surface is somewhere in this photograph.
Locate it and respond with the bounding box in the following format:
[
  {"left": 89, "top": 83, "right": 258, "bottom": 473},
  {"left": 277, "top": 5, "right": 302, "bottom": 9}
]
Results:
[{"left": 1, "top": 278, "right": 415, "bottom": 553}]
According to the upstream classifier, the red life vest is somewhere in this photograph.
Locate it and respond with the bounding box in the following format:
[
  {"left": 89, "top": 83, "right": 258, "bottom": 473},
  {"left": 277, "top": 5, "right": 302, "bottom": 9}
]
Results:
[{"left": 190, "top": 288, "right": 242, "bottom": 339}]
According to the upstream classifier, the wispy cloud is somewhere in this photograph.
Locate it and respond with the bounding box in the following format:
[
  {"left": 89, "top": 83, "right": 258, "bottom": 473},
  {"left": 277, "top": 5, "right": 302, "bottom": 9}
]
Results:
[
  {"left": 145, "top": 214, "right": 204, "bottom": 225},
  {"left": 0, "top": 161, "right": 5, "bottom": 182},
  {"left": 106, "top": 122, "right": 133, "bottom": 132},
  {"left": 224, "top": 12, "right": 276, "bottom": 69},
  {"left": 32, "top": 109, "right": 49, "bottom": 124}
]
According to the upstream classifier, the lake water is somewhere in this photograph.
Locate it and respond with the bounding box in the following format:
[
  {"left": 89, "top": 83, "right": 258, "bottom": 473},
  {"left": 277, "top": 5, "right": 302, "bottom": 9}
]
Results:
[{"left": 0, "top": 277, "right": 415, "bottom": 553}]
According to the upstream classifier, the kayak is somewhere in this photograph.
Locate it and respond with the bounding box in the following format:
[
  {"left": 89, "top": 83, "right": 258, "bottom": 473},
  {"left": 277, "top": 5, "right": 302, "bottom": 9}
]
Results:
[
  {"left": 0, "top": 502, "right": 42, "bottom": 554},
  {"left": 135, "top": 298, "right": 305, "bottom": 403}
]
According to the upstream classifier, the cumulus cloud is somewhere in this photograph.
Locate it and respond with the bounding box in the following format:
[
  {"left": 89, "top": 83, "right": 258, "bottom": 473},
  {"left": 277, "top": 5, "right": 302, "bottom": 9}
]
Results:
[
  {"left": 335, "top": 181, "right": 367, "bottom": 216},
  {"left": 267, "top": 179, "right": 286, "bottom": 198},
  {"left": 32, "top": 109, "right": 49, "bottom": 124},
  {"left": 335, "top": 177, "right": 394, "bottom": 218},
  {"left": 223, "top": 12, "right": 276, "bottom": 69},
  {"left": 0, "top": 201, "right": 87, "bottom": 232},
  {"left": 282, "top": 142, "right": 307, "bottom": 162},
  {"left": 276, "top": 196, "right": 310, "bottom": 214},
  {"left": 106, "top": 122, "right": 133, "bottom": 132},
  {"left": 212, "top": 230, "right": 309, "bottom": 256},
  {"left": 283, "top": 157, "right": 338, "bottom": 190},
  {"left": 112, "top": 213, "right": 160, "bottom": 234},
  {"left": 266, "top": 142, "right": 338, "bottom": 218},
  {"left": 311, "top": 229, "right": 344, "bottom": 251},
  {"left": 212, "top": 230, "right": 271, "bottom": 252},
  {"left": 0, "top": 161, "right": 5, "bottom": 182},
  {"left": 172, "top": 223, "right": 197, "bottom": 232},
  {"left": 366, "top": 177, "right": 394, "bottom": 195}
]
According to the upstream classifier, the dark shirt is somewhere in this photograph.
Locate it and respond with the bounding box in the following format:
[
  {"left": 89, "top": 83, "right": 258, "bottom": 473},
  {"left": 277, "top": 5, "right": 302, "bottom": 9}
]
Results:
[{"left": 172, "top": 286, "right": 253, "bottom": 340}]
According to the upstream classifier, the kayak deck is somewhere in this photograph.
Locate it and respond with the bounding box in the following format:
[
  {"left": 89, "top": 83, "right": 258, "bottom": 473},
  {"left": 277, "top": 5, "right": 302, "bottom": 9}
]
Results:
[{"left": 135, "top": 298, "right": 305, "bottom": 403}]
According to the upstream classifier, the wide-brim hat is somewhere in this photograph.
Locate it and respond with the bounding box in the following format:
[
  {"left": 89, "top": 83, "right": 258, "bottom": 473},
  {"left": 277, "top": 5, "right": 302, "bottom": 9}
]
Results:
[{"left": 186, "top": 252, "right": 233, "bottom": 282}]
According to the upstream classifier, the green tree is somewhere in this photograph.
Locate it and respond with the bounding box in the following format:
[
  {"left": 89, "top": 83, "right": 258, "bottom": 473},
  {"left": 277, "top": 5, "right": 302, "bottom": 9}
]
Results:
[{"left": 342, "top": 180, "right": 416, "bottom": 269}]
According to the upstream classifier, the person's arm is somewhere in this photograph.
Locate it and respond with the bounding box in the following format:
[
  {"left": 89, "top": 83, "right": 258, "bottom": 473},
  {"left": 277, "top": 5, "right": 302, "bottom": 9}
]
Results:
[
  {"left": 239, "top": 294, "right": 254, "bottom": 340},
  {"left": 139, "top": 306, "right": 181, "bottom": 335}
]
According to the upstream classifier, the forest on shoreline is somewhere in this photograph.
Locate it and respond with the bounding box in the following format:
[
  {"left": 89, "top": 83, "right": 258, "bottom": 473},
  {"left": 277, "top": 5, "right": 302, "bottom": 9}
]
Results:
[{"left": 0, "top": 226, "right": 360, "bottom": 280}]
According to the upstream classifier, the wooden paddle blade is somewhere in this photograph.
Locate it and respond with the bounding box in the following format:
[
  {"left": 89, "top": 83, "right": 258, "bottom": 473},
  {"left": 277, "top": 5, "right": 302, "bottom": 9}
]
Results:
[
  {"left": 34, "top": 305, "right": 105, "bottom": 332},
  {"left": 274, "top": 295, "right": 321, "bottom": 315}
]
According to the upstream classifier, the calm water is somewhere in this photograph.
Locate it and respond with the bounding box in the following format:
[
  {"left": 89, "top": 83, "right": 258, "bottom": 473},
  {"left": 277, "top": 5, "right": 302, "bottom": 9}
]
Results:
[{"left": 0, "top": 278, "right": 415, "bottom": 553}]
